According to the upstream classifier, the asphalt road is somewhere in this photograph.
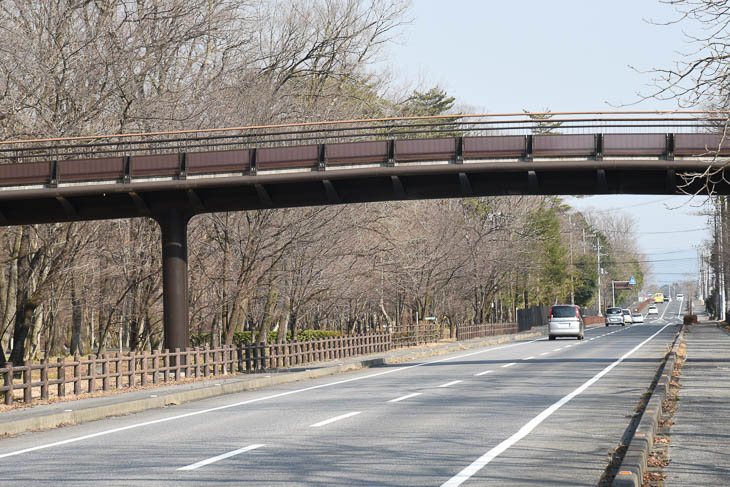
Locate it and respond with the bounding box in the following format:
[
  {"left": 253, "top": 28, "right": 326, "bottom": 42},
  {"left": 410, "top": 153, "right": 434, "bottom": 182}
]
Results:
[{"left": 0, "top": 300, "right": 683, "bottom": 486}]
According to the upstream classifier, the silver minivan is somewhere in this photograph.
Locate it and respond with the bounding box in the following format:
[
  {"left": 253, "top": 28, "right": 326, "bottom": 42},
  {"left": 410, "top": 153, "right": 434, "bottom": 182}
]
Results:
[{"left": 548, "top": 304, "right": 585, "bottom": 340}]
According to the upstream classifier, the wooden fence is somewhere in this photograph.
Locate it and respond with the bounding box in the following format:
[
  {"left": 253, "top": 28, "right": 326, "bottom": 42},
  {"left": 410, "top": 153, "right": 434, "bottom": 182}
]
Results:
[
  {"left": 1, "top": 324, "right": 524, "bottom": 406},
  {"left": 1, "top": 334, "right": 392, "bottom": 406},
  {"left": 455, "top": 323, "right": 518, "bottom": 341},
  {"left": 391, "top": 324, "right": 441, "bottom": 347}
]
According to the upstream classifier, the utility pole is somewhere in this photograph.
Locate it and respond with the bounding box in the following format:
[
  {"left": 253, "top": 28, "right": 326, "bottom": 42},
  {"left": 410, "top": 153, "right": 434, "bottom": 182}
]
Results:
[
  {"left": 596, "top": 234, "right": 602, "bottom": 316},
  {"left": 569, "top": 215, "right": 574, "bottom": 305}
]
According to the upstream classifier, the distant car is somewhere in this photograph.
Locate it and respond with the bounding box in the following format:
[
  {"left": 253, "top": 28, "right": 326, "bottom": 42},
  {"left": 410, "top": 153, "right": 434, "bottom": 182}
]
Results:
[
  {"left": 664, "top": 297, "right": 669, "bottom": 302},
  {"left": 648, "top": 305, "right": 659, "bottom": 315},
  {"left": 677, "top": 293, "right": 684, "bottom": 298},
  {"left": 605, "top": 307, "right": 625, "bottom": 326},
  {"left": 622, "top": 309, "right": 633, "bottom": 324},
  {"left": 548, "top": 304, "right": 585, "bottom": 340},
  {"left": 632, "top": 312, "right": 644, "bottom": 323}
]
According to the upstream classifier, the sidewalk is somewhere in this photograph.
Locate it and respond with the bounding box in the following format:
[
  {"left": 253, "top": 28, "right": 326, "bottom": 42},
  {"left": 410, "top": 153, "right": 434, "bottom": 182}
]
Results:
[
  {"left": 665, "top": 320, "right": 730, "bottom": 485},
  {"left": 0, "top": 328, "right": 543, "bottom": 437}
]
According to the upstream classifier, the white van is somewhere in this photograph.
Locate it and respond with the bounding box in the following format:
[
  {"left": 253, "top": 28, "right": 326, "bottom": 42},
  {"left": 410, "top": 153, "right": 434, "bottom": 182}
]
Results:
[{"left": 548, "top": 305, "right": 585, "bottom": 340}]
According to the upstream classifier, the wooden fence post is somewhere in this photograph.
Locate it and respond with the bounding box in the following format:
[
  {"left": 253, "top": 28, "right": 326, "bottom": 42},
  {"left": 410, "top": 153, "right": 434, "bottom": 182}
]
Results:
[
  {"left": 102, "top": 354, "right": 110, "bottom": 392},
  {"left": 89, "top": 355, "right": 97, "bottom": 393},
  {"left": 4, "top": 363, "right": 13, "bottom": 406},
  {"left": 57, "top": 357, "right": 65, "bottom": 398},
  {"left": 41, "top": 359, "right": 49, "bottom": 400},
  {"left": 73, "top": 354, "right": 81, "bottom": 395},
  {"left": 23, "top": 362, "right": 32, "bottom": 403}
]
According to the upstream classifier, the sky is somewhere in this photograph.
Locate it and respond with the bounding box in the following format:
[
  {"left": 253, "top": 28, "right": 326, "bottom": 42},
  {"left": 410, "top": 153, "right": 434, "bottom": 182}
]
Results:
[{"left": 384, "top": 0, "right": 710, "bottom": 286}]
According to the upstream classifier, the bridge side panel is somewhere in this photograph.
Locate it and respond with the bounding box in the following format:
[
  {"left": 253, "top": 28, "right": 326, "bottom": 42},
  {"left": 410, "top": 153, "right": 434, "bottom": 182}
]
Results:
[
  {"left": 675, "top": 133, "right": 730, "bottom": 156},
  {"left": 0, "top": 161, "right": 51, "bottom": 186},
  {"left": 463, "top": 136, "right": 526, "bottom": 158},
  {"left": 326, "top": 141, "right": 389, "bottom": 165},
  {"left": 257, "top": 145, "right": 319, "bottom": 170},
  {"left": 59, "top": 157, "right": 125, "bottom": 182},
  {"left": 532, "top": 134, "right": 594, "bottom": 157},
  {"left": 187, "top": 149, "right": 250, "bottom": 175},
  {"left": 603, "top": 134, "right": 666, "bottom": 156},
  {"left": 131, "top": 154, "right": 180, "bottom": 178},
  {"left": 395, "top": 138, "right": 456, "bottom": 161}
]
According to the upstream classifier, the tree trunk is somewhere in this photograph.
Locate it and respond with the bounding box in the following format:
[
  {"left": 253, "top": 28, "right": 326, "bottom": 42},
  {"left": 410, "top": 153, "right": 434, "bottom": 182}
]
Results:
[{"left": 70, "top": 273, "right": 83, "bottom": 355}]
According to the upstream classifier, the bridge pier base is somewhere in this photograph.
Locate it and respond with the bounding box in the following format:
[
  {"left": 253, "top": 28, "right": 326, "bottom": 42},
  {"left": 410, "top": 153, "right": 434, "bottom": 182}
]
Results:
[{"left": 156, "top": 209, "right": 191, "bottom": 353}]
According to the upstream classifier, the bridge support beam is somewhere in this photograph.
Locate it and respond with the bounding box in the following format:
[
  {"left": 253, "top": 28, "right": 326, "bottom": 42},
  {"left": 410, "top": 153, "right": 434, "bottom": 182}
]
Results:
[{"left": 156, "top": 209, "right": 191, "bottom": 353}]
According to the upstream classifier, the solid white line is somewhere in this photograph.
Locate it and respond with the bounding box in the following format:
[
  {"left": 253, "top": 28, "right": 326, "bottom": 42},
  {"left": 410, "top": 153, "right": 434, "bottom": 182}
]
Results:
[
  {"left": 523, "top": 356, "right": 534, "bottom": 361},
  {"left": 438, "top": 380, "right": 463, "bottom": 388},
  {"left": 0, "top": 337, "right": 545, "bottom": 460},
  {"left": 310, "top": 411, "right": 361, "bottom": 428},
  {"left": 501, "top": 363, "right": 516, "bottom": 368},
  {"left": 388, "top": 392, "right": 422, "bottom": 403},
  {"left": 178, "top": 444, "right": 264, "bottom": 471},
  {"left": 474, "top": 370, "right": 493, "bottom": 376},
  {"left": 440, "top": 324, "right": 672, "bottom": 487}
]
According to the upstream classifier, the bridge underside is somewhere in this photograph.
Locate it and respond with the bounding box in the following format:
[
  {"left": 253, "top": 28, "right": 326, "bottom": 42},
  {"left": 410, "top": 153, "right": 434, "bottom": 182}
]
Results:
[{"left": 0, "top": 159, "right": 720, "bottom": 226}]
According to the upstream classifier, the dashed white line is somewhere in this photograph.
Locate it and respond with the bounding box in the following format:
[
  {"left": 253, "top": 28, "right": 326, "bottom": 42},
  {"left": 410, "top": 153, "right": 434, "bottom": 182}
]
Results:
[
  {"left": 178, "top": 444, "right": 264, "bottom": 471},
  {"left": 523, "top": 356, "right": 535, "bottom": 361},
  {"left": 438, "top": 380, "right": 463, "bottom": 388},
  {"left": 388, "top": 392, "right": 422, "bottom": 403},
  {"left": 310, "top": 411, "right": 361, "bottom": 428},
  {"left": 539, "top": 352, "right": 550, "bottom": 356},
  {"left": 475, "top": 370, "right": 493, "bottom": 376},
  {"left": 501, "top": 362, "right": 516, "bottom": 368},
  {"left": 441, "top": 324, "right": 672, "bottom": 487},
  {"left": 552, "top": 348, "right": 562, "bottom": 351}
]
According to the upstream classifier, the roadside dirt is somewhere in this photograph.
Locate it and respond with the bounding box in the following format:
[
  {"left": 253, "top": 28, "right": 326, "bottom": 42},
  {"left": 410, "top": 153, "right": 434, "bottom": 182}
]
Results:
[{"left": 643, "top": 338, "right": 686, "bottom": 487}]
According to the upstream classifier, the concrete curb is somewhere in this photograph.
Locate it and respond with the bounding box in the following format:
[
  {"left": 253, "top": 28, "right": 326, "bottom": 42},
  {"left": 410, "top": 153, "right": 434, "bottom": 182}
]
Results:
[
  {"left": 0, "top": 330, "right": 543, "bottom": 436},
  {"left": 612, "top": 325, "right": 684, "bottom": 487}
]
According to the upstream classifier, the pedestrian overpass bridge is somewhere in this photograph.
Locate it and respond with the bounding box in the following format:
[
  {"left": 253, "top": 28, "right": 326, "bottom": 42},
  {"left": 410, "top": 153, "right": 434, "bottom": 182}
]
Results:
[{"left": 1, "top": 111, "right": 727, "bottom": 350}]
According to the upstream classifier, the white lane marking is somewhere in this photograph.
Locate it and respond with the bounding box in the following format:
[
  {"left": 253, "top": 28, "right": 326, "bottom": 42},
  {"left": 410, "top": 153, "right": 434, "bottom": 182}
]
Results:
[
  {"left": 539, "top": 352, "right": 550, "bottom": 356},
  {"left": 310, "top": 411, "right": 361, "bottom": 428},
  {"left": 589, "top": 338, "right": 595, "bottom": 341},
  {"left": 388, "top": 392, "right": 422, "bottom": 403},
  {"left": 440, "top": 324, "right": 672, "bottom": 487},
  {"left": 523, "top": 356, "right": 535, "bottom": 361},
  {"left": 501, "top": 363, "right": 516, "bottom": 368},
  {"left": 474, "top": 370, "right": 493, "bottom": 376},
  {"left": 178, "top": 444, "right": 264, "bottom": 471},
  {"left": 552, "top": 348, "right": 562, "bottom": 351},
  {"left": 438, "top": 380, "right": 463, "bottom": 388},
  {"left": 0, "top": 337, "right": 545, "bottom": 460}
]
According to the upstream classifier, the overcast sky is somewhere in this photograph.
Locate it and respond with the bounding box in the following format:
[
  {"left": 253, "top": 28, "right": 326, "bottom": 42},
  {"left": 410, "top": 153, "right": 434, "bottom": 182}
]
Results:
[{"left": 385, "top": 0, "right": 708, "bottom": 286}]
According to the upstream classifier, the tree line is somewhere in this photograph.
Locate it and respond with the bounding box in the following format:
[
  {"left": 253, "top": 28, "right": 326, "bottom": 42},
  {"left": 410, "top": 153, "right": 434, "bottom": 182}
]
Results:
[{"left": 0, "top": 1, "right": 647, "bottom": 363}]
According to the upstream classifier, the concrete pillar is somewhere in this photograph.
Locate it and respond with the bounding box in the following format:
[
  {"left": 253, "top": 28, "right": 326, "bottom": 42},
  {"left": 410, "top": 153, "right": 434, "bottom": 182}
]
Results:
[{"left": 156, "top": 210, "right": 191, "bottom": 352}]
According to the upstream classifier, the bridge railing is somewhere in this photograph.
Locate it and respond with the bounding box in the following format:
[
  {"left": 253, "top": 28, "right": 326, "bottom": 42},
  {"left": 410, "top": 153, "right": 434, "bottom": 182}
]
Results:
[{"left": 1, "top": 111, "right": 729, "bottom": 164}]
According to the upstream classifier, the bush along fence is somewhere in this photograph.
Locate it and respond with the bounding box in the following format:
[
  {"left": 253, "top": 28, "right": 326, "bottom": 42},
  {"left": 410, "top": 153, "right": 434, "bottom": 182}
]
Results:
[{"left": 1, "top": 322, "right": 524, "bottom": 406}]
